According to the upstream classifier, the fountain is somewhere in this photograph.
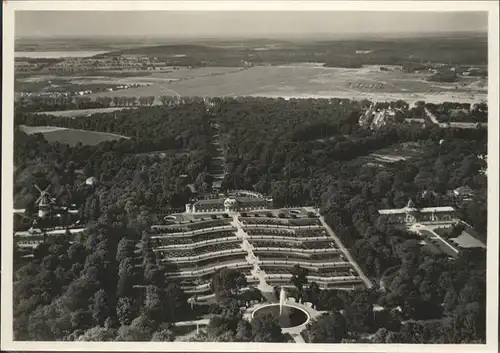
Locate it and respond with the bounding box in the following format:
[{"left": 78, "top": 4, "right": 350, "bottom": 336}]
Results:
[
  {"left": 279, "top": 286, "right": 286, "bottom": 315},
  {"left": 252, "top": 287, "right": 310, "bottom": 329}
]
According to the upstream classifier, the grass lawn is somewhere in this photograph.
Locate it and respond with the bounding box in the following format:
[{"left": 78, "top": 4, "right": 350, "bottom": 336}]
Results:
[{"left": 19, "top": 124, "right": 129, "bottom": 146}]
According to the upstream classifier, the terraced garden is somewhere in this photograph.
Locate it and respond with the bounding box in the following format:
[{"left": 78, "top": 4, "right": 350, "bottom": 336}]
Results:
[{"left": 151, "top": 208, "right": 365, "bottom": 296}]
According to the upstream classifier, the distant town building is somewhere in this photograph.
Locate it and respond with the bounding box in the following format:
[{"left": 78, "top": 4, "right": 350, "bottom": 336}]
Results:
[{"left": 359, "top": 105, "right": 398, "bottom": 131}]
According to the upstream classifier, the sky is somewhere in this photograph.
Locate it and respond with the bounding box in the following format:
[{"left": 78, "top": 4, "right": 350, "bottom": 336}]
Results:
[{"left": 16, "top": 11, "right": 488, "bottom": 39}]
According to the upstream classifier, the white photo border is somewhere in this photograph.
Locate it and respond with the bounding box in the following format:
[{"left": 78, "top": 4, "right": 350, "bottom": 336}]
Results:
[{"left": 2, "top": 1, "right": 499, "bottom": 352}]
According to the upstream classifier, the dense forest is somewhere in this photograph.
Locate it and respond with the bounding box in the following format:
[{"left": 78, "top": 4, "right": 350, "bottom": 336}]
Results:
[
  {"left": 13, "top": 97, "right": 487, "bottom": 343},
  {"left": 425, "top": 102, "right": 488, "bottom": 124},
  {"left": 14, "top": 102, "right": 216, "bottom": 214}
]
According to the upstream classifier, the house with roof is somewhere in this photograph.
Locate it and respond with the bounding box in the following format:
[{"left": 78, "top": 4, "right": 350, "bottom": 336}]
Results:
[
  {"left": 185, "top": 191, "right": 273, "bottom": 213},
  {"left": 378, "top": 199, "right": 456, "bottom": 226}
]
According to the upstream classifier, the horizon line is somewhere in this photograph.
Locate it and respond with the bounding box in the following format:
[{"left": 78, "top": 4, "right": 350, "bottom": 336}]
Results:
[{"left": 15, "top": 29, "right": 488, "bottom": 41}]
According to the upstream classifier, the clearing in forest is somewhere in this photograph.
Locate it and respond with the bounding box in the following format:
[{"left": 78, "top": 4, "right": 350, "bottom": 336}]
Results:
[{"left": 19, "top": 125, "right": 129, "bottom": 146}]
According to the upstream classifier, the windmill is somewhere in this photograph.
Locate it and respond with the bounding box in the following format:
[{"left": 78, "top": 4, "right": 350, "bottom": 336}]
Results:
[{"left": 34, "top": 184, "right": 56, "bottom": 219}]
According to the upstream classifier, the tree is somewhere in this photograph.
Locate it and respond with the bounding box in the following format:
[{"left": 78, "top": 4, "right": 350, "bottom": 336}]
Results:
[
  {"left": 218, "top": 297, "right": 243, "bottom": 323},
  {"left": 77, "top": 326, "right": 117, "bottom": 341},
  {"left": 235, "top": 319, "right": 253, "bottom": 342},
  {"left": 68, "top": 242, "right": 87, "bottom": 264},
  {"left": 63, "top": 275, "right": 99, "bottom": 312},
  {"left": 251, "top": 314, "right": 285, "bottom": 342},
  {"left": 164, "top": 283, "right": 188, "bottom": 322},
  {"left": 206, "top": 315, "right": 233, "bottom": 339},
  {"left": 138, "top": 97, "right": 148, "bottom": 107},
  {"left": 343, "top": 290, "right": 375, "bottom": 334},
  {"left": 71, "top": 310, "right": 94, "bottom": 331},
  {"left": 372, "top": 327, "right": 390, "bottom": 343},
  {"left": 27, "top": 299, "right": 72, "bottom": 341},
  {"left": 117, "top": 258, "right": 136, "bottom": 298},
  {"left": 116, "top": 297, "right": 136, "bottom": 326},
  {"left": 92, "top": 289, "right": 110, "bottom": 326},
  {"left": 116, "top": 325, "right": 150, "bottom": 341},
  {"left": 151, "top": 328, "right": 175, "bottom": 341},
  {"left": 116, "top": 237, "right": 135, "bottom": 263},
  {"left": 130, "top": 314, "right": 156, "bottom": 336},
  {"left": 306, "top": 312, "right": 347, "bottom": 343},
  {"left": 290, "top": 265, "right": 308, "bottom": 300},
  {"left": 159, "top": 96, "right": 169, "bottom": 106},
  {"left": 306, "top": 282, "right": 321, "bottom": 309},
  {"left": 143, "top": 285, "right": 165, "bottom": 324},
  {"left": 211, "top": 269, "right": 247, "bottom": 301},
  {"left": 143, "top": 263, "right": 165, "bottom": 288},
  {"left": 317, "top": 289, "right": 344, "bottom": 311}
]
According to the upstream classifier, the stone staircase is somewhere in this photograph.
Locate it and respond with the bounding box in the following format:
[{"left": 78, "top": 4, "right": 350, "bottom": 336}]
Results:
[{"left": 232, "top": 215, "right": 277, "bottom": 302}]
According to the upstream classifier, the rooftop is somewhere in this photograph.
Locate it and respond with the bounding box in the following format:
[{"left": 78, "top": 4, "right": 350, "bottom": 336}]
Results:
[
  {"left": 378, "top": 206, "right": 455, "bottom": 215},
  {"left": 420, "top": 206, "right": 455, "bottom": 213},
  {"left": 194, "top": 196, "right": 268, "bottom": 206}
]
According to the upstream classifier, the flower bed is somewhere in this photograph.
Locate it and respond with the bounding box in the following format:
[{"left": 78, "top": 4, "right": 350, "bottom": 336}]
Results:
[
  {"left": 152, "top": 231, "right": 236, "bottom": 246},
  {"left": 259, "top": 267, "right": 353, "bottom": 278},
  {"left": 250, "top": 240, "right": 302, "bottom": 249},
  {"left": 194, "top": 254, "right": 248, "bottom": 267},
  {"left": 288, "top": 218, "right": 321, "bottom": 226},
  {"left": 309, "top": 252, "right": 343, "bottom": 260},
  {"left": 250, "top": 239, "right": 335, "bottom": 250},
  {"left": 172, "top": 259, "right": 251, "bottom": 276},
  {"left": 295, "top": 229, "right": 328, "bottom": 237},
  {"left": 151, "top": 219, "right": 231, "bottom": 233},
  {"left": 244, "top": 228, "right": 296, "bottom": 236},
  {"left": 301, "top": 241, "right": 336, "bottom": 249},
  {"left": 240, "top": 218, "right": 290, "bottom": 226},
  {"left": 160, "top": 241, "right": 241, "bottom": 258},
  {"left": 260, "top": 266, "right": 290, "bottom": 274},
  {"left": 244, "top": 228, "right": 327, "bottom": 238},
  {"left": 309, "top": 270, "right": 353, "bottom": 277},
  {"left": 257, "top": 253, "right": 343, "bottom": 263}
]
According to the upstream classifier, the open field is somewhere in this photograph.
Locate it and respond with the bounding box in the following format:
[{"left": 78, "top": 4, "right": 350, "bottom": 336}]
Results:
[
  {"left": 15, "top": 67, "right": 247, "bottom": 94},
  {"left": 19, "top": 125, "right": 129, "bottom": 146},
  {"left": 450, "top": 231, "right": 486, "bottom": 249},
  {"left": 33, "top": 107, "right": 136, "bottom": 117},
  {"left": 85, "top": 65, "right": 486, "bottom": 105},
  {"left": 355, "top": 142, "right": 428, "bottom": 167}
]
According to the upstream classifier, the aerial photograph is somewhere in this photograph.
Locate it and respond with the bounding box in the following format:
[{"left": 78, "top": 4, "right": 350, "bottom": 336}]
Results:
[{"left": 7, "top": 8, "right": 490, "bottom": 346}]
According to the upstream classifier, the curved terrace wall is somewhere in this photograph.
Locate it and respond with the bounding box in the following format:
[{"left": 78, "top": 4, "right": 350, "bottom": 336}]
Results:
[
  {"left": 150, "top": 225, "right": 236, "bottom": 238},
  {"left": 258, "top": 259, "right": 352, "bottom": 270},
  {"left": 166, "top": 261, "right": 252, "bottom": 278},
  {"left": 155, "top": 236, "right": 240, "bottom": 249},
  {"left": 159, "top": 248, "right": 247, "bottom": 262},
  {"left": 252, "top": 247, "right": 340, "bottom": 254}
]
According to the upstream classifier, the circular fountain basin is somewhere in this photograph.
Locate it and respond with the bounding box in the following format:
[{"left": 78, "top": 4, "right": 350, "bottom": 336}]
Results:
[{"left": 251, "top": 303, "right": 310, "bottom": 329}]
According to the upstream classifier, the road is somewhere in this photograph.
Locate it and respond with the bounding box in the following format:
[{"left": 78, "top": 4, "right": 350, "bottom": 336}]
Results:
[
  {"left": 424, "top": 107, "right": 442, "bottom": 126},
  {"left": 318, "top": 216, "right": 373, "bottom": 289}
]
